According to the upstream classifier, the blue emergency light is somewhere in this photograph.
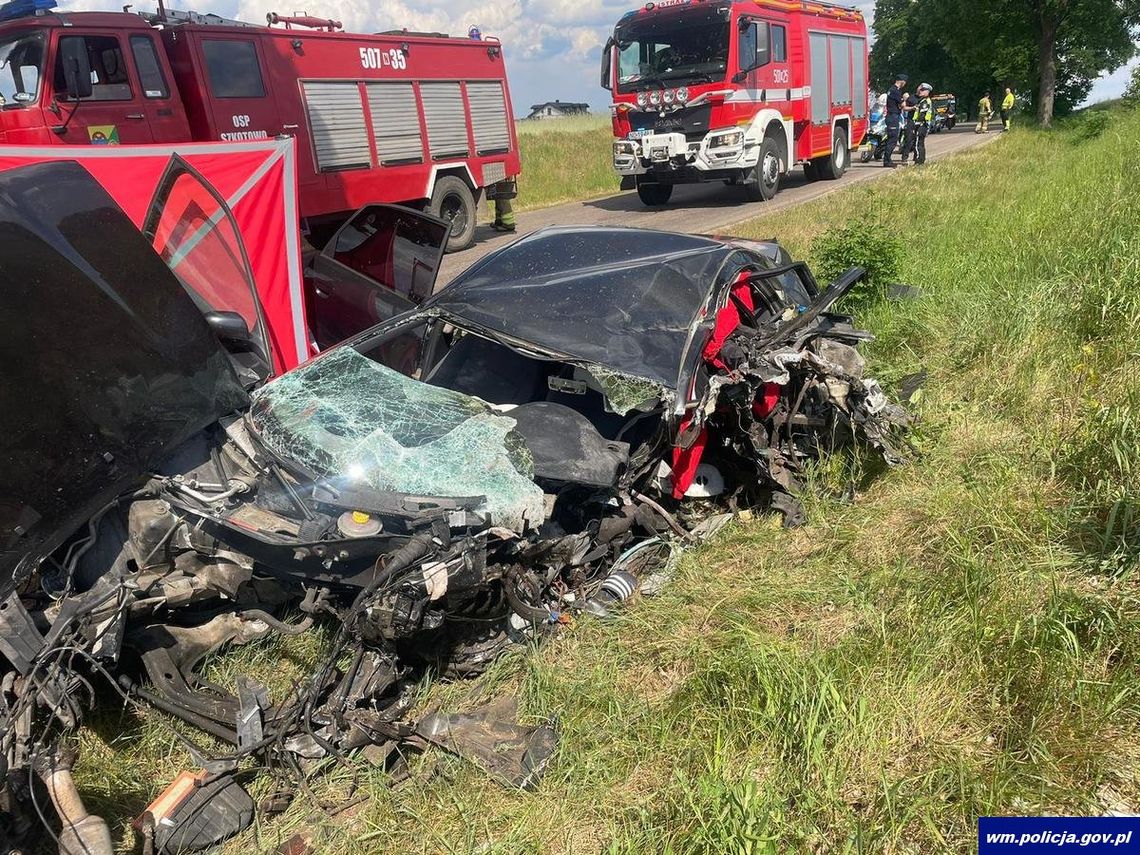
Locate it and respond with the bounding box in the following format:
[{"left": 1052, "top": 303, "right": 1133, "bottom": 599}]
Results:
[{"left": 0, "top": 0, "right": 57, "bottom": 22}]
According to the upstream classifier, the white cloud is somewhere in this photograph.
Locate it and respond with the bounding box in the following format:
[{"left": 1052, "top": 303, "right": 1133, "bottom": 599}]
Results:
[{"left": 66, "top": 1, "right": 1135, "bottom": 115}]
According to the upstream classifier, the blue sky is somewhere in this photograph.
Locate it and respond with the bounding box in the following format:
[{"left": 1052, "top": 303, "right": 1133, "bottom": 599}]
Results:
[{"left": 67, "top": 0, "right": 1135, "bottom": 112}]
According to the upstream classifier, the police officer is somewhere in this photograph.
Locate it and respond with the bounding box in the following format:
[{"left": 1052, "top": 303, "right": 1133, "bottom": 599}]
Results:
[
  {"left": 912, "top": 83, "right": 934, "bottom": 164},
  {"left": 883, "top": 73, "right": 907, "bottom": 168},
  {"left": 976, "top": 91, "right": 992, "bottom": 133}
]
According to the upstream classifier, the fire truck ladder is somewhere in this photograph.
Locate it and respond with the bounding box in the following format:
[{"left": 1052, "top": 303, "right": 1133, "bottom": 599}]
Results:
[{"left": 136, "top": 7, "right": 259, "bottom": 27}]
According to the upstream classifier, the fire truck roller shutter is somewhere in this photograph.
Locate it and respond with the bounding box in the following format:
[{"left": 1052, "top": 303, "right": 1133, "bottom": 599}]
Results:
[
  {"left": 808, "top": 33, "right": 829, "bottom": 126},
  {"left": 421, "top": 82, "right": 470, "bottom": 160},
  {"left": 301, "top": 81, "right": 371, "bottom": 171},
  {"left": 852, "top": 39, "right": 867, "bottom": 120},
  {"left": 366, "top": 82, "right": 425, "bottom": 166},
  {"left": 466, "top": 81, "right": 511, "bottom": 156}
]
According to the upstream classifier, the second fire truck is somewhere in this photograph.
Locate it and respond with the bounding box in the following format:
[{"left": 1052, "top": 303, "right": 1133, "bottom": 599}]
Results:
[
  {"left": 0, "top": 0, "right": 520, "bottom": 249},
  {"left": 602, "top": 0, "right": 869, "bottom": 206}
]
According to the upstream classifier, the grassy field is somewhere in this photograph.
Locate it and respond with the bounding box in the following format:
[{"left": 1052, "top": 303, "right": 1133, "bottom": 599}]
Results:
[
  {"left": 509, "top": 115, "right": 616, "bottom": 210},
  {"left": 74, "top": 107, "right": 1140, "bottom": 853}
]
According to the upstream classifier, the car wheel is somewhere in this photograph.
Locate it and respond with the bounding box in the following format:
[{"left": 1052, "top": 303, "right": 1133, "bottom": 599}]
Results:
[
  {"left": 744, "top": 138, "right": 781, "bottom": 201},
  {"left": 429, "top": 176, "right": 477, "bottom": 253},
  {"left": 819, "top": 130, "right": 848, "bottom": 180},
  {"left": 636, "top": 179, "right": 673, "bottom": 206},
  {"left": 804, "top": 160, "right": 820, "bottom": 180}
]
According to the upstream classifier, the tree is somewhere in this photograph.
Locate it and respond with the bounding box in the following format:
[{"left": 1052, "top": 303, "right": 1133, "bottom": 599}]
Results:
[
  {"left": 1125, "top": 62, "right": 1140, "bottom": 103},
  {"left": 1025, "top": 0, "right": 1140, "bottom": 125},
  {"left": 870, "top": 0, "right": 1140, "bottom": 127}
]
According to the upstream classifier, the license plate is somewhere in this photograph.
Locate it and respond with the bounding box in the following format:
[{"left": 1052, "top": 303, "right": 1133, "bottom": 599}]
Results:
[{"left": 628, "top": 129, "right": 651, "bottom": 140}]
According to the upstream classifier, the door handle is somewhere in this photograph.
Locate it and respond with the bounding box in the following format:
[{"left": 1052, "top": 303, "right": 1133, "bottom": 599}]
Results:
[
  {"left": 126, "top": 113, "right": 145, "bottom": 119},
  {"left": 282, "top": 123, "right": 299, "bottom": 130}
]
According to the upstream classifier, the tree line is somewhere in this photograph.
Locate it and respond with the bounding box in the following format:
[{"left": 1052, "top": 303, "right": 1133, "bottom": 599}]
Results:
[{"left": 869, "top": 0, "right": 1140, "bottom": 126}]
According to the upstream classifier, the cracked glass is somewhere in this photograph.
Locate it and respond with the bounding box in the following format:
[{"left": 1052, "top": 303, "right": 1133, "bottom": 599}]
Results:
[
  {"left": 584, "top": 365, "right": 667, "bottom": 416},
  {"left": 248, "top": 348, "right": 546, "bottom": 532}
]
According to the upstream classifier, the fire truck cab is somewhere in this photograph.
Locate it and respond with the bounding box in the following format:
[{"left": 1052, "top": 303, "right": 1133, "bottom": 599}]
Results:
[
  {"left": 602, "top": 0, "right": 868, "bottom": 206},
  {"left": 0, "top": 0, "right": 520, "bottom": 249}
]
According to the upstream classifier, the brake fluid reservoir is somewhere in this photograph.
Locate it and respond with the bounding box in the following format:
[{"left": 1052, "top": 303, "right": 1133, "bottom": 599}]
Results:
[{"left": 337, "top": 510, "right": 382, "bottom": 538}]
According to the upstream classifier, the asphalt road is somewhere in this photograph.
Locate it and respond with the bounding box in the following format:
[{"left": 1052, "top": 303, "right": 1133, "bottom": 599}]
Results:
[{"left": 439, "top": 123, "right": 1000, "bottom": 286}]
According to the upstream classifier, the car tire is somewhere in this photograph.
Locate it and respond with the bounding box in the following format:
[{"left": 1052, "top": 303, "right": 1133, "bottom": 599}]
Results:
[
  {"left": 744, "top": 137, "right": 781, "bottom": 201},
  {"left": 636, "top": 179, "right": 673, "bottom": 206},
  {"left": 429, "top": 176, "right": 477, "bottom": 253},
  {"left": 819, "top": 130, "right": 849, "bottom": 180},
  {"left": 804, "top": 160, "right": 820, "bottom": 180}
]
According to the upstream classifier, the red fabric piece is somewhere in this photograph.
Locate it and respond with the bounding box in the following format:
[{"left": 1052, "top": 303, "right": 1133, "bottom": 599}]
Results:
[
  {"left": 701, "top": 271, "right": 756, "bottom": 372},
  {"left": 753, "top": 382, "right": 781, "bottom": 419},
  {"left": 0, "top": 140, "right": 305, "bottom": 372},
  {"left": 671, "top": 418, "right": 708, "bottom": 499}
]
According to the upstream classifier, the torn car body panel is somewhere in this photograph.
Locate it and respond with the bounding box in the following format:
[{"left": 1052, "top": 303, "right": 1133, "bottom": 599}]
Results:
[{"left": 0, "top": 167, "right": 909, "bottom": 852}]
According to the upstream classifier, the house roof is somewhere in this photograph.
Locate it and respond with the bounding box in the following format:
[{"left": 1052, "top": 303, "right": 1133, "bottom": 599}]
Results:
[{"left": 528, "top": 102, "right": 590, "bottom": 111}]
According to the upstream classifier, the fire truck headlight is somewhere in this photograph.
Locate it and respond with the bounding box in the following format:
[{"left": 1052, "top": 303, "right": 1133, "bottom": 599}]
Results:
[
  {"left": 708, "top": 130, "right": 745, "bottom": 149},
  {"left": 663, "top": 89, "right": 676, "bottom": 105},
  {"left": 649, "top": 90, "right": 662, "bottom": 106},
  {"left": 676, "top": 86, "right": 690, "bottom": 103},
  {"left": 636, "top": 92, "right": 649, "bottom": 108}
]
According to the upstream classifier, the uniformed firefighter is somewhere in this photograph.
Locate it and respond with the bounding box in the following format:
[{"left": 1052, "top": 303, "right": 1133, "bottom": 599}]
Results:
[
  {"left": 883, "top": 73, "right": 908, "bottom": 168},
  {"left": 912, "top": 84, "right": 934, "bottom": 164},
  {"left": 976, "top": 91, "right": 992, "bottom": 133},
  {"left": 491, "top": 195, "right": 516, "bottom": 233},
  {"left": 1000, "top": 87, "right": 1015, "bottom": 132}
]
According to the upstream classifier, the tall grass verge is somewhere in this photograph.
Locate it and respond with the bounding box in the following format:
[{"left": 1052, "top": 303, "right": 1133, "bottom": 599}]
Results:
[
  {"left": 76, "top": 110, "right": 1140, "bottom": 853},
  {"left": 511, "top": 115, "right": 616, "bottom": 210}
]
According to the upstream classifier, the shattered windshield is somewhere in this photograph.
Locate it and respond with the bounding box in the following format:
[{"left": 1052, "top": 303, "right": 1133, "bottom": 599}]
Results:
[
  {"left": 248, "top": 348, "right": 546, "bottom": 532},
  {"left": 0, "top": 30, "right": 44, "bottom": 107},
  {"left": 615, "top": 9, "right": 730, "bottom": 93}
]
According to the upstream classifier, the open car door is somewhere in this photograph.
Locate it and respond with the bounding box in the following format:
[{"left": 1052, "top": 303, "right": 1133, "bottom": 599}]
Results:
[
  {"left": 305, "top": 204, "right": 448, "bottom": 351},
  {"left": 142, "top": 155, "right": 275, "bottom": 385}
]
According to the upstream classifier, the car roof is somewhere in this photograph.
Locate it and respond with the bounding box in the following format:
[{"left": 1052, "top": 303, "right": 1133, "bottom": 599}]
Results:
[{"left": 426, "top": 226, "right": 761, "bottom": 389}]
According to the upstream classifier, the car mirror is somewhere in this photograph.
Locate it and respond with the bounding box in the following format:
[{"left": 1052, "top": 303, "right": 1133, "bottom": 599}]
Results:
[
  {"left": 60, "top": 39, "right": 93, "bottom": 101},
  {"left": 204, "top": 310, "right": 252, "bottom": 343}
]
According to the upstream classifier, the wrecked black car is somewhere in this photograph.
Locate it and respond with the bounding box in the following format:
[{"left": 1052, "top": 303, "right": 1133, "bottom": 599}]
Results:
[{"left": 0, "top": 163, "right": 907, "bottom": 853}]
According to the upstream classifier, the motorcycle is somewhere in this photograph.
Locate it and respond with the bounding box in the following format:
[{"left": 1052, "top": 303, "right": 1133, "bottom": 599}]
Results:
[{"left": 860, "top": 114, "right": 890, "bottom": 162}]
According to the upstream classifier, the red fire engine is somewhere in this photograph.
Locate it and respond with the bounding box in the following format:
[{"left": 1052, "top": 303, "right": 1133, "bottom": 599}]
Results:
[
  {"left": 601, "top": 0, "right": 868, "bottom": 206},
  {"left": 0, "top": 0, "right": 520, "bottom": 249}
]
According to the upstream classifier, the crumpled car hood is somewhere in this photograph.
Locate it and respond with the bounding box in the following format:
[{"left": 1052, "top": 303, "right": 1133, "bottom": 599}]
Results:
[
  {"left": 0, "top": 162, "right": 248, "bottom": 596},
  {"left": 248, "top": 348, "right": 546, "bottom": 531}
]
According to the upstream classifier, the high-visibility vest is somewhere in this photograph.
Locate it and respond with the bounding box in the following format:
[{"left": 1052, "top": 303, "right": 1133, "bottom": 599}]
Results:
[
  {"left": 1002, "top": 92, "right": 1015, "bottom": 110},
  {"left": 916, "top": 97, "right": 933, "bottom": 124}
]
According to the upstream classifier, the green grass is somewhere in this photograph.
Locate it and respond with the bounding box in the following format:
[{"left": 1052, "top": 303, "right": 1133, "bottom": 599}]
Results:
[
  {"left": 75, "top": 107, "right": 1140, "bottom": 853},
  {"left": 509, "top": 115, "right": 616, "bottom": 210}
]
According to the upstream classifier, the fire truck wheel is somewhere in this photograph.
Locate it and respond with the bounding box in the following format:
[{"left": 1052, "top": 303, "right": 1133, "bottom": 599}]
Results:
[
  {"left": 803, "top": 161, "right": 820, "bottom": 181},
  {"left": 744, "top": 138, "right": 781, "bottom": 202},
  {"left": 635, "top": 179, "right": 673, "bottom": 206},
  {"left": 430, "top": 176, "right": 477, "bottom": 252},
  {"left": 819, "top": 131, "right": 849, "bottom": 180}
]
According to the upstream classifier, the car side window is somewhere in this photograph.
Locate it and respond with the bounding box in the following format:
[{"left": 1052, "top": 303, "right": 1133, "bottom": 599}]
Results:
[
  {"left": 129, "top": 35, "right": 169, "bottom": 99},
  {"left": 54, "top": 35, "right": 132, "bottom": 101},
  {"left": 202, "top": 40, "right": 265, "bottom": 98}
]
